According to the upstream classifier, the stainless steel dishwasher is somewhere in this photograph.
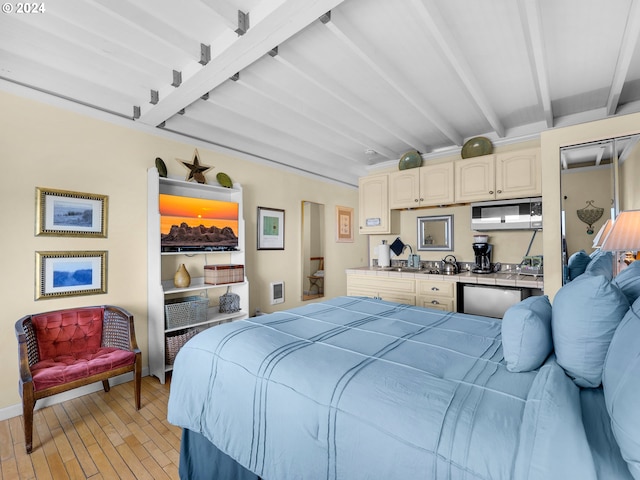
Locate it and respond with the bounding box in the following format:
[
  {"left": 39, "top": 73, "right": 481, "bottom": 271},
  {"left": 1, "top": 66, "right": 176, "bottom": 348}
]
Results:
[{"left": 461, "top": 284, "right": 532, "bottom": 319}]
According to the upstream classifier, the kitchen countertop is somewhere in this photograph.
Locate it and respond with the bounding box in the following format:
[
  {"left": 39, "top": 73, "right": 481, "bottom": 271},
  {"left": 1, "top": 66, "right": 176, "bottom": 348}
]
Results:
[{"left": 346, "top": 267, "right": 544, "bottom": 290}]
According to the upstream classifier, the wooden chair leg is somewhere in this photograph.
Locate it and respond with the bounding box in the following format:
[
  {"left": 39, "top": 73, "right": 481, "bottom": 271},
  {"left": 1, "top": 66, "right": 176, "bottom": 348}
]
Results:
[
  {"left": 134, "top": 354, "right": 142, "bottom": 410},
  {"left": 102, "top": 379, "right": 110, "bottom": 392},
  {"left": 22, "top": 382, "right": 35, "bottom": 454}
]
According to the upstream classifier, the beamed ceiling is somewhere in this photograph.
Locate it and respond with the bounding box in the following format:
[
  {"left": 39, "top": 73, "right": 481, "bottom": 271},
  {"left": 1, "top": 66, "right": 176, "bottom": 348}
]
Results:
[{"left": 2, "top": 0, "right": 640, "bottom": 186}]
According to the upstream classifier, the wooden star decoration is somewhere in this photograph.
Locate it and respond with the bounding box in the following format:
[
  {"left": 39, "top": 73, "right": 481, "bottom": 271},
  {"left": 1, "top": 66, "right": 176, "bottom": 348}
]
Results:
[{"left": 177, "top": 149, "right": 213, "bottom": 183}]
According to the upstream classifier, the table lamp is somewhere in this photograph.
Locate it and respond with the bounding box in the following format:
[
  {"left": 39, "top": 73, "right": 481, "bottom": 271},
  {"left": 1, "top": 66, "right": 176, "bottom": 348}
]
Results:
[
  {"left": 600, "top": 210, "right": 640, "bottom": 268},
  {"left": 592, "top": 219, "right": 613, "bottom": 248}
]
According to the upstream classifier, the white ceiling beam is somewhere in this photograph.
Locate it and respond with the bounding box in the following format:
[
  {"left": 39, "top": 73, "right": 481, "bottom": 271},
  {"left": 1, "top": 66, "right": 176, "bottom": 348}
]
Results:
[
  {"left": 167, "top": 109, "right": 363, "bottom": 182},
  {"left": 236, "top": 69, "right": 398, "bottom": 160},
  {"left": 92, "top": 0, "right": 196, "bottom": 54},
  {"left": 138, "top": 0, "right": 347, "bottom": 126},
  {"left": 518, "top": 0, "right": 553, "bottom": 128},
  {"left": 410, "top": 0, "right": 506, "bottom": 138},
  {"left": 198, "top": 0, "right": 242, "bottom": 30},
  {"left": 273, "top": 47, "right": 429, "bottom": 154},
  {"left": 606, "top": 0, "right": 640, "bottom": 115},
  {"left": 211, "top": 81, "right": 366, "bottom": 164},
  {"left": 618, "top": 135, "right": 640, "bottom": 165},
  {"left": 325, "top": 13, "right": 463, "bottom": 146},
  {"left": 594, "top": 146, "right": 605, "bottom": 166}
]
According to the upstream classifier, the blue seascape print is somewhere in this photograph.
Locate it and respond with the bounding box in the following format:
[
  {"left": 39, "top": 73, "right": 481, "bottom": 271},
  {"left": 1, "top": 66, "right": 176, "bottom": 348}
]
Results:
[{"left": 53, "top": 261, "right": 93, "bottom": 287}]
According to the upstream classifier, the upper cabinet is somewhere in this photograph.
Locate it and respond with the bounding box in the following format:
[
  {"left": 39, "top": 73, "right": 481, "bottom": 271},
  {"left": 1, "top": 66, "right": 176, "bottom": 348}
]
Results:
[
  {"left": 495, "top": 148, "right": 541, "bottom": 199},
  {"left": 359, "top": 173, "right": 399, "bottom": 234},
  {"left": 389, "top": 162, "right": 454, "bottom": 209},
  {"left": 454, "top": 148, "right": 540, "bottom": 203}
]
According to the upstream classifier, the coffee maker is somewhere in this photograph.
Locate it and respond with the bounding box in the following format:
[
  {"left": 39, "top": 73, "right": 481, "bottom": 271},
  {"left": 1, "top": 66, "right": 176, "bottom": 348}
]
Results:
[{"left": 472, "top": 243, "right": 493, "bottom": 273}]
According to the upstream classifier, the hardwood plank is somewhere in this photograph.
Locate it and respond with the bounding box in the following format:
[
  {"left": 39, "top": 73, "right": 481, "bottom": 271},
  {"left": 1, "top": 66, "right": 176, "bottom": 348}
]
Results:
[
  {"left": 62, "top": 458, "right": 85, "bottom": 480},
  {"left": 140, "top": 424, "right": 172, "bottom": 454},
  {"left": 11, "top": 417, "right": 37, "bottom": 480},
  {"left": 60, "top": 426, "right": 98, "bottom": 477},
  {"left": 123, "top": 433, "right": 149, "bottom": 462},
  {"left": 140, "top": 455, "right": 173, "bottom": 480},
  {"left": 0, "top": 376, "right": 187, "bottom": 480},
  {"left": 85, "top": 443, "right": 122, "bottom": 480},
  {"left": 142, "top": 438, "right": 172, "bottom": 469},
  {"left": 115, "top": 443, "right": 154, "bottom": 480},
  {"left": 1, "top": 456, "right": 19, "bottom": 480}
]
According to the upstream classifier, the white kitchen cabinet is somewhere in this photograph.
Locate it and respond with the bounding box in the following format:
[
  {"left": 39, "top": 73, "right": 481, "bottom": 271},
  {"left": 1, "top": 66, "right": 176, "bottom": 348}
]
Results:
[
  {"left": 454, "top": 148, "right": 540, "bottom": 203},
  {"left": 358, "top": 173, "right": 399, "bottom": 234},
  {"left": 495, "top": 148, "right": 541, "bottom": 199},
  {"left": 454, "top": 154, "right": 496, "bottom": 203},
  {"left": 147, "top": 169, "right": 249, "bottom": 384},
  {"left": 346, "top": 274, "right": 416, "bottom": 305},
  {"left": 389, "top": 162, "right": 454, "bottom": 209},
  {"left": 346, "top": 273, "right": 458, "bottom": 311},
  {"left": 416, "top": 278, "right": 457, "bottom": 312}
]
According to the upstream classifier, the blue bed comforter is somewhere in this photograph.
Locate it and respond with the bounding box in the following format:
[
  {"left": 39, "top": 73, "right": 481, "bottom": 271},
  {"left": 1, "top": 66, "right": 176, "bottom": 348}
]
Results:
[{"left": 167, "top": 296, "right": 597, "bottom": 480}]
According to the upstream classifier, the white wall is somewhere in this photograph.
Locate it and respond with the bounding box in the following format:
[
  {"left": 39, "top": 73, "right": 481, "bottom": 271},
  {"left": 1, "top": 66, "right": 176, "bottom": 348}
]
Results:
[{"left": 0, "top": 90, "right": 368, "bottom": 412}]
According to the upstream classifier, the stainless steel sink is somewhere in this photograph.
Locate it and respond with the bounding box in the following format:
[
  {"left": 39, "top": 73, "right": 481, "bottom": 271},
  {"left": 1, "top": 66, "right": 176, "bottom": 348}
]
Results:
[{"left": 376, "top": 266, "right": 424, "bottom": 273}]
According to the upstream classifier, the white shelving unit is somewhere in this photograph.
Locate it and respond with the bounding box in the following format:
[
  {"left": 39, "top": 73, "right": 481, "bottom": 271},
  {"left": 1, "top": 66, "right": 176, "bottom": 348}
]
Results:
[{"left": 147, "top": 168, "right": 248, "bottom": 384}]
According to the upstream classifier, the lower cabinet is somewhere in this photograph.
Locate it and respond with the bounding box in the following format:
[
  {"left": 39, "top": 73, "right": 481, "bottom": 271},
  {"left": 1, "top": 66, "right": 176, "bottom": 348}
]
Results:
[
  {"left": 347, "top": 273, "right": 458, "bottom": 312},
  {"left": 347, "top": 275, "right": 416, "bottom": 305},
  {"left": 416, "top": 279, "right": 457, "bottom": 311}
]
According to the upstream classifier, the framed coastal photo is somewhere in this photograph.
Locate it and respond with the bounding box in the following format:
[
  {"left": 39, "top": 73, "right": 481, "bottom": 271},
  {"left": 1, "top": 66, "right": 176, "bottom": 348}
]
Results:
[
  {"left": 336, "top": 205, "right": 354, "bottom": 243},
  {"left": 36, "top": 187, "right": 108, "bottom": 237},
  {"left": 257, "top": 207, "right": 285, "bottom": 250},
  {"left": 36, "top": 251, "right": 107, "bottom": 300}
]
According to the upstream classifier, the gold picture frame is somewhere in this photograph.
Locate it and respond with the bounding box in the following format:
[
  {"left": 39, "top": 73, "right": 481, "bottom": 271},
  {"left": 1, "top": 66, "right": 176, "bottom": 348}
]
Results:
[
  {"left": 336, "top": 205, "right": 354, "bottom": 243},
  {"left": 36, "top": 187, "right": 108, "bottom": 237},
  {"left": 36, "top": 251, "right": 107, "bottom": 300}
]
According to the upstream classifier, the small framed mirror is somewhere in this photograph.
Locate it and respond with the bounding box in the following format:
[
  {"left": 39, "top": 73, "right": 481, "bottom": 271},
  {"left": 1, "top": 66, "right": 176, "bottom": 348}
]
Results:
[{"left": 417, "top": 214, "right": 453, "bottom": 251}]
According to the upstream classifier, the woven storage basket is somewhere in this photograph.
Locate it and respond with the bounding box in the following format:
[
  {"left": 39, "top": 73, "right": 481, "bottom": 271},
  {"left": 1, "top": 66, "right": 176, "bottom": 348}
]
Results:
[
  {"left": 165, "top": 328, "right": 198, "bottom": 365},
  {"left": 165, "top": 295, "right": 209, "bottom": 329}
]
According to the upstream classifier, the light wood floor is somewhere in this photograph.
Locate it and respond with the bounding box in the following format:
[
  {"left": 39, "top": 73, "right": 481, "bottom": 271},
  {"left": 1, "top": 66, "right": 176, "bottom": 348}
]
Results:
[{"left": 0, "top": 376, "right": 181, "bottom": 480}]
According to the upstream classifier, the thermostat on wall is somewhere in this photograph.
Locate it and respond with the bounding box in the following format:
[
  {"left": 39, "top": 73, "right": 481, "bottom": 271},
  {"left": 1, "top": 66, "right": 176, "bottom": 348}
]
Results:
[{"left": 270, "top": 281, "right": 284, "bottom": 305}]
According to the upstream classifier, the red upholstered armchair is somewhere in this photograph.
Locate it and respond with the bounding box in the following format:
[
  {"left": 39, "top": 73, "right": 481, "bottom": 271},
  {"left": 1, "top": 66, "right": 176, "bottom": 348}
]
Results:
[{"left": 15, "top": 305, "right": 142, "bottom": 453}]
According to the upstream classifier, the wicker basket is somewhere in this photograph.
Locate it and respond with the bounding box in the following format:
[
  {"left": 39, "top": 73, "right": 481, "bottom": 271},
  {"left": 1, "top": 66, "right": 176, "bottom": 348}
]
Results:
[
  {"left": 165, "top": 328, "right": 198, "bottom": 365},
  {"left": 165, "top": 295, "right": 209, "bottom": 329}
]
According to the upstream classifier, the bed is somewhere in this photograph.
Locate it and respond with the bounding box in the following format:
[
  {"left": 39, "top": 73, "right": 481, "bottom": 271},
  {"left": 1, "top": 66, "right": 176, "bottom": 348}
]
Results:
[{"left": 167, "top": 266, "right": 640, "bottom": 480}]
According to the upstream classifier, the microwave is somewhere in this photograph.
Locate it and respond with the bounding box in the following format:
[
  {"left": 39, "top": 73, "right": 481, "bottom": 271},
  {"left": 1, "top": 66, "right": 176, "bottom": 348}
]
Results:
[{"left": 471, "top": 197, "right": 542, "bottom": 231}]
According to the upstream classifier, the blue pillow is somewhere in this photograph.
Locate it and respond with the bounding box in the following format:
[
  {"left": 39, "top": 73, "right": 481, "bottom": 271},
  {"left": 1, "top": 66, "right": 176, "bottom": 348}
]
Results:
[
  {"left": 567, "top": 250, "right": 591, "bottom": 281},
  {"left": 584, "top": 250, "right": 614, "bottom": 279},
  {"left": 552, "top": 274, "right": 629, "bottom": 387},
  {"left": 613, "top": 261, "right": 640, "bottom": 305},
  {"left": 502, "top": 295, "right": 552, "bottom": 372},
  {"left": 602, "top": 297, "right": 640, "bottom": 479}
]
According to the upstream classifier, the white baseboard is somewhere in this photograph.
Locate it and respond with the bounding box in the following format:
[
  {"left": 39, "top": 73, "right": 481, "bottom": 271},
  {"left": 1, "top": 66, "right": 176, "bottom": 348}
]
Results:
[{"left": 0, "top": 367, "right": 150, "bottom": 422}]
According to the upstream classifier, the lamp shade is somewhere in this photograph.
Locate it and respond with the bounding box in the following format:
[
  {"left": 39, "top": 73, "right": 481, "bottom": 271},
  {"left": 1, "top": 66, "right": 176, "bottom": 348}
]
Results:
[
  {"left": 600, "top": 210, "right": 640, "bottom": 251},
  {"left": 592, "top": 219, "right": 613, "bottom": 248}
]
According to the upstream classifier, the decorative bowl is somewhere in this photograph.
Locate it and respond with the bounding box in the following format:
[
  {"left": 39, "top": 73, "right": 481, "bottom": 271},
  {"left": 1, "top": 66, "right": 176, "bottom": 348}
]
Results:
[
  {"left": 155, "top": 157, "right": 168, "bottom": 177},
  {"left": 461, "top": 137, "right": 493, "bottom": 159},
  {"left": 398, "top": 150, "right": 423, "bottom": 170},
  {"left": 216, "top": 172, "right": 233, "bottom": 188}
]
